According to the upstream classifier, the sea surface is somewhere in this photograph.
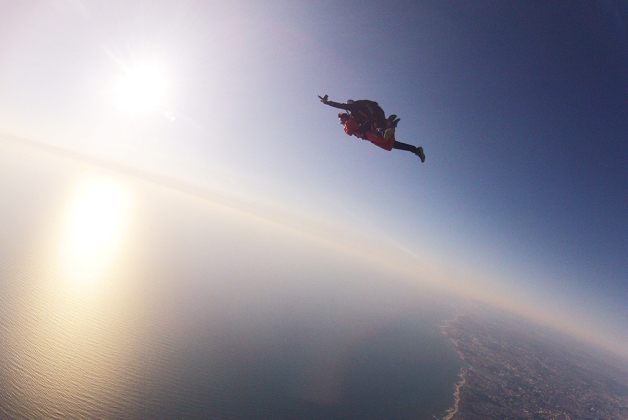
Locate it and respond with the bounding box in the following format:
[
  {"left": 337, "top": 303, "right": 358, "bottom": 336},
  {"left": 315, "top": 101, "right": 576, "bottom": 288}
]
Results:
[
  {"left": 0, "top": 139, "right": 464, "bottom": 419},
  {"left": 0, "top": 271, "right": 463, "bottom": 419}
]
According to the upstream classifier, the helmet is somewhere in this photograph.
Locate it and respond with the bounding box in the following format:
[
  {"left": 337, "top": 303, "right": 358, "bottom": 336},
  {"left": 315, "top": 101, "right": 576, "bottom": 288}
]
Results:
[{"left": 347, "top": 99, "right": 354, "bottom": 104}]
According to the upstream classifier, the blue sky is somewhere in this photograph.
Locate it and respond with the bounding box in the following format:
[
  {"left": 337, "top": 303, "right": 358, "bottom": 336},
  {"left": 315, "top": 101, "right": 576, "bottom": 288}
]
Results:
[{"left": 1, "top": 1, "right": 627, "bottom": 354}]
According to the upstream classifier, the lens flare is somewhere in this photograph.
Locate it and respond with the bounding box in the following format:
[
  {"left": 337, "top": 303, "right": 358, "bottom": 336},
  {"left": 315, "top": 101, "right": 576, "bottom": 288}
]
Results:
[{"left": 115, "top": 66, "right": 166, "bottom": 113}]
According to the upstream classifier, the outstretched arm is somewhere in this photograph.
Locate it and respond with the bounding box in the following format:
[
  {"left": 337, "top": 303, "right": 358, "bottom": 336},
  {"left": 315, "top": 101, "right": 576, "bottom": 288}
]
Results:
[{"left": 318, "top": 94, "right": 351, "bottom": 111}]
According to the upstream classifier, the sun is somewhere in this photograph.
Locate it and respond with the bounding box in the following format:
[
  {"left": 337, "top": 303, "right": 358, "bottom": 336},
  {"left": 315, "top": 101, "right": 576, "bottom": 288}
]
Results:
[{"left": 115, "top": 66, "right": 166, "bottom": 113}]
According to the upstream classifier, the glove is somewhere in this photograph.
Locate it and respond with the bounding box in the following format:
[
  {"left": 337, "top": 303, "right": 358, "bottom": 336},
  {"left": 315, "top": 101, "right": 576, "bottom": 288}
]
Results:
[{"left": 318, "top": 94, "right": 329, "bottom": 104}]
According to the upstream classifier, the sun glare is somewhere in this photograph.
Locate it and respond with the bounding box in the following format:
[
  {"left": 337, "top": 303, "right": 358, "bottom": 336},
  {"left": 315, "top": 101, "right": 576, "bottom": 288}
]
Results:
[
  {"left": 72, "top": 181, "right": 123, "bottom": 254},
  {"left": 115, "top": 66, "right": 166, "bottom": 113},
  {"left": 60, "top": 177, "right": 132, "bottom": 287}
]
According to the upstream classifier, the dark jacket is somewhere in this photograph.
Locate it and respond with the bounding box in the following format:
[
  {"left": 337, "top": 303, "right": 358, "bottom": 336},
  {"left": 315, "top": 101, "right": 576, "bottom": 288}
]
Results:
[{"left": 325, "top": 99, "right": 387, "bottom": 129}]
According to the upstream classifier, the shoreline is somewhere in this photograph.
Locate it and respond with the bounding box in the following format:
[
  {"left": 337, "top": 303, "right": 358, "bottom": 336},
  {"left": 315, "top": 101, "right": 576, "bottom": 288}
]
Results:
[
  {"left": 440, "top": 314, "right": 466, "bottom": 420},
  {"left": 442, "top": 367, "right": 467, "bottom": 420}
]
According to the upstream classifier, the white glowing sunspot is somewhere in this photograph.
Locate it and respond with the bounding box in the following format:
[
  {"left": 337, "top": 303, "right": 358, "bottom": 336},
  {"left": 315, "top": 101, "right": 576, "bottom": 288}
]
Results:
[
  {"left": 60, "top": 178, "right": 132, "bottom": 287},
  {"left": 71, "top": 181, "right": 124, "bottom": 255},
  {"left": 116, "top": 66, "right": 166, "bottom": 113}
]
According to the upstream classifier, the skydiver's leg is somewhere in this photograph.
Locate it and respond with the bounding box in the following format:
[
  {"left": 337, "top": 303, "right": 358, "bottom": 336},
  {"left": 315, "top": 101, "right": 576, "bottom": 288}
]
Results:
[
  {"left": 393, "top": 141, "right": 425, "bottom": 162},
  {"left": 392, "top": 141, "right": 416, "bottom": 152},
  {"left": 386, "top": 115, "right": 398, "bottom": 128}
]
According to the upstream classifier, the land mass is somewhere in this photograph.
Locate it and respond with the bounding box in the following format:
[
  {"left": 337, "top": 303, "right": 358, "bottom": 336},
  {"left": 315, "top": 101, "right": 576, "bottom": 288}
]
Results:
[{"left": 441, "top": 309, "right": 628, "bottom": 419}]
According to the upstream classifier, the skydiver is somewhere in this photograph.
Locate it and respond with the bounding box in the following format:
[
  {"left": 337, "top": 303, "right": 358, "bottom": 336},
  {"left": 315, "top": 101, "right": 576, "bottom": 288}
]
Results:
[
  {"left": 336, "top": 112, "right": 425, "bottom": 162},
  {"left": 318, "top": 95, "right": 399, "bottom": 135}
]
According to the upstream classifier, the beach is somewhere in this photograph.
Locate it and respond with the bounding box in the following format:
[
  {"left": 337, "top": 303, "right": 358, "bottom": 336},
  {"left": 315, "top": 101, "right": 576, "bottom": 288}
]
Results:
[{"left": 442, "top": 368, "right": 467, "bottom": 420}]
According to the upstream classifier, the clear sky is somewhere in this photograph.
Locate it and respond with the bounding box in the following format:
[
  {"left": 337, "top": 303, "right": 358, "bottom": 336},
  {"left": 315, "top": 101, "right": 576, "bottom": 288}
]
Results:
[{"left": 1, "top": 1, "right": 627, "bottom": 356}]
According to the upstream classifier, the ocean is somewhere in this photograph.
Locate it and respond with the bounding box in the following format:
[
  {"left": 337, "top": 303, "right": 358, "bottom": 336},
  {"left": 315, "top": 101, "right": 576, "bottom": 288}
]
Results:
[
  {"left": 0, "top": 262, "right": 463, "bottom": 419},
  {"left": 0, "top": 277, "right": 463, "bottom": 419},
  {"left": 0, "top": 139, "right": 464, "bottom": 419}
]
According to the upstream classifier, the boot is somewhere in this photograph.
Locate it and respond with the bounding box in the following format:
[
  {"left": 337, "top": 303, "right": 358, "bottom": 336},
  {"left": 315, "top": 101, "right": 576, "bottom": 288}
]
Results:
[{"left": 415, "top": 146, "right": 425, "bottom": 163}]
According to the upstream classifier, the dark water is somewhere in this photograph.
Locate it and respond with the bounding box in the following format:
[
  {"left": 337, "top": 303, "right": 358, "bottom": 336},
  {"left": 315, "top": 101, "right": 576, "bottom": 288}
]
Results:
[
  {"left": 141, "top": 315, "right": 463, "bottom": 420},
  {"left": 0, "top": 140, "right": 464, "bottom": 419},
  {"left": 0, "top": 269, "right": 463, "bottom": 420}
]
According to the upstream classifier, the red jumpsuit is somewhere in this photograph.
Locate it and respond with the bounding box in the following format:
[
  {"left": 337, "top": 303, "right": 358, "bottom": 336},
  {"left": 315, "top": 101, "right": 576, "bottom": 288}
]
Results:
[{"left": 343, "top": 119, "right": 395, "bottom": 151}]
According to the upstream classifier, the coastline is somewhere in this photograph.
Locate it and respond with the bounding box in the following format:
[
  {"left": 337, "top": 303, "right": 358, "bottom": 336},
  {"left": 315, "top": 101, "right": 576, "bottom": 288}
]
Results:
[
  {"left": 442, "top": 367, "right": 467, "bottom": 420},
  {"left": 440, "top": 314, "right": 466, "bottom": 420}
]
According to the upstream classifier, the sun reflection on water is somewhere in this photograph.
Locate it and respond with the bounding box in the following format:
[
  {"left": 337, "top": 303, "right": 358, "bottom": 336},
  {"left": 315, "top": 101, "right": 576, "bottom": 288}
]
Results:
[
  {"left": 3, "top": 173, "right": 150, "bottom": 418},
  {"left": 71, "top": 181, "right": 123, "bottom": 253},
  {"left": 60, "top": 176, "right": 132, "bottom": 288}
]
